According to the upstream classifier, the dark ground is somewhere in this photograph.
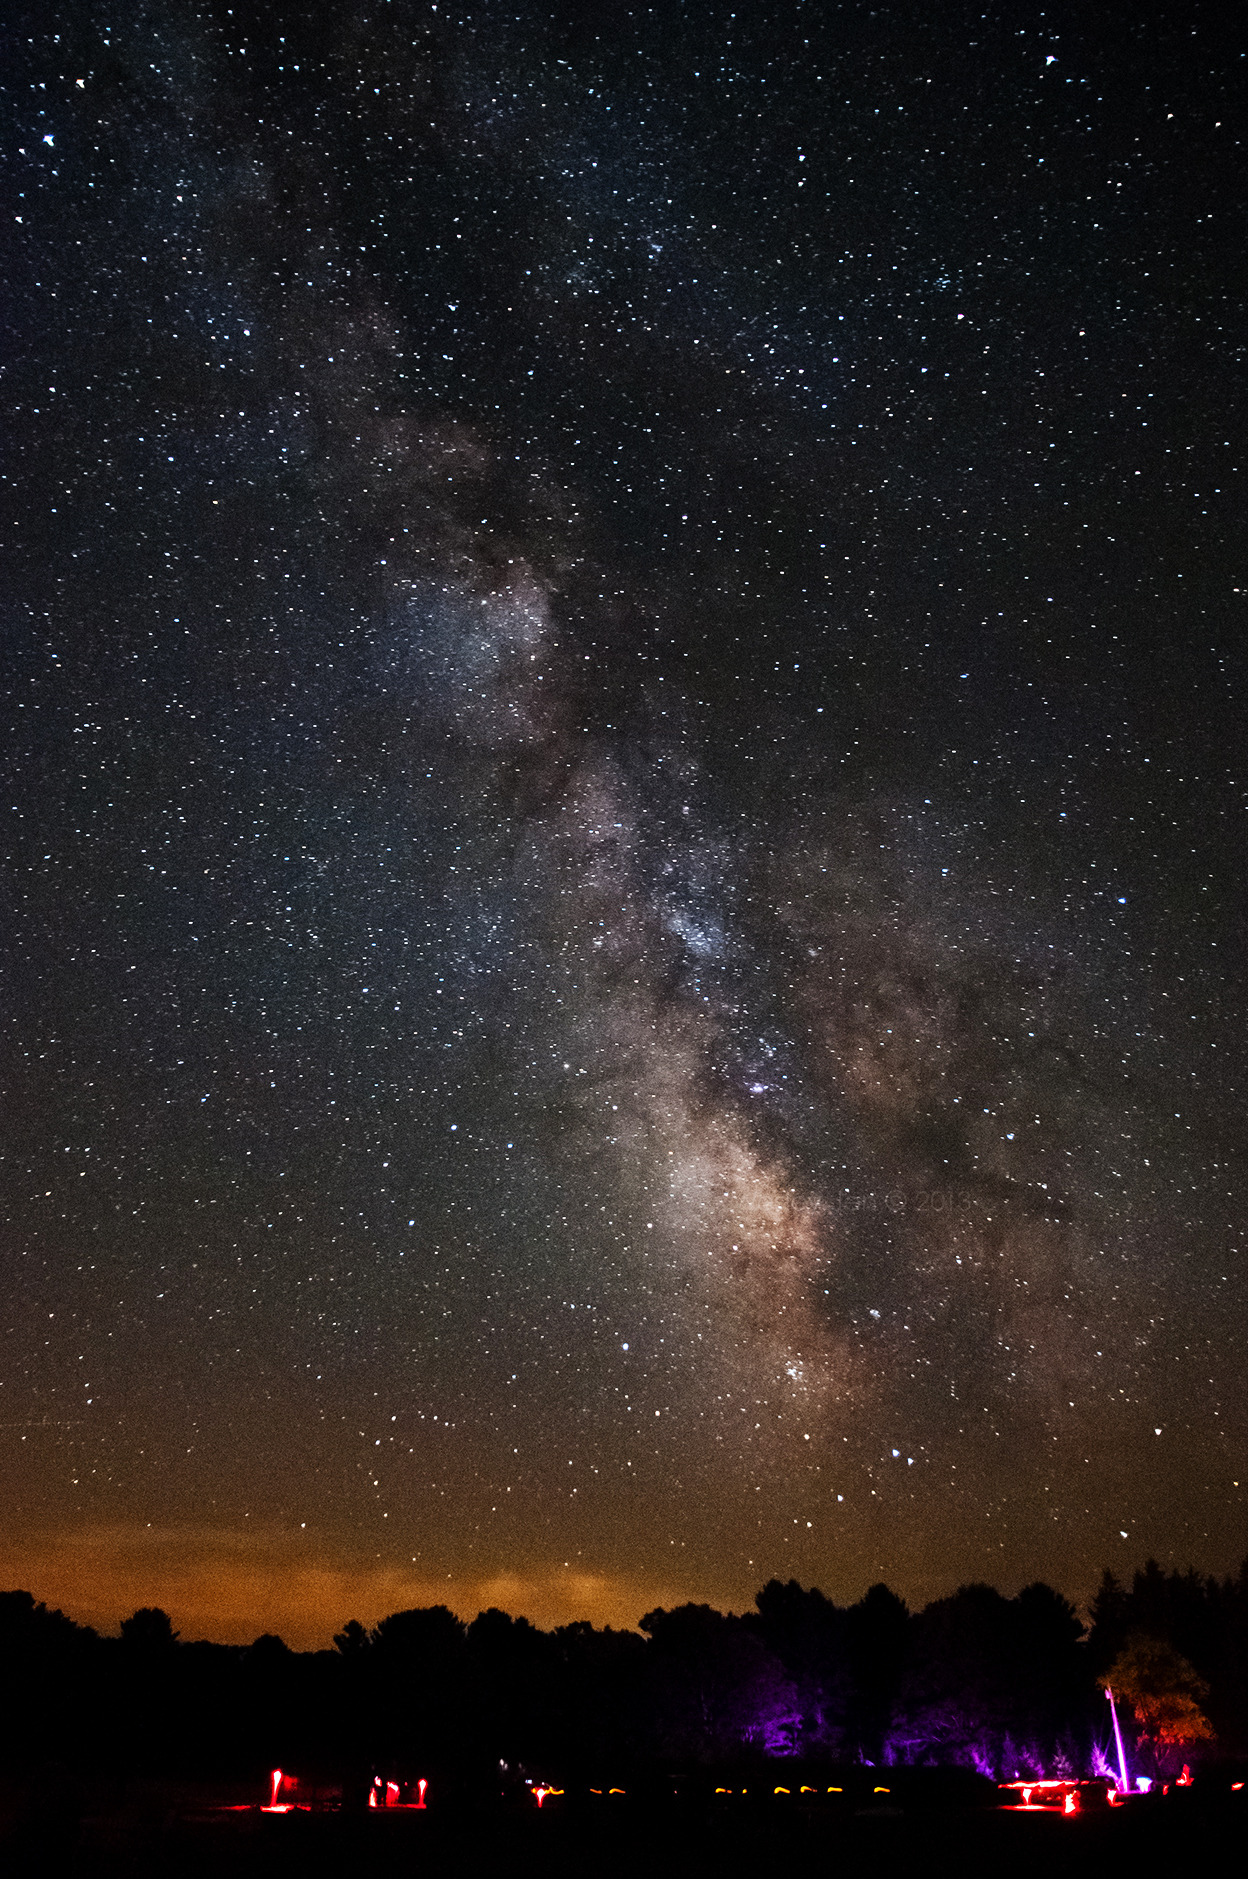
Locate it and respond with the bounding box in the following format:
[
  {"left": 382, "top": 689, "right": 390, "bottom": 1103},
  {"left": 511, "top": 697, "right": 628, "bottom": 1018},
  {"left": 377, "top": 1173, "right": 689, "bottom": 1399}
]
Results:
[{"left": 3, "top": 1788, "right": 1245, "bottom": 1879}]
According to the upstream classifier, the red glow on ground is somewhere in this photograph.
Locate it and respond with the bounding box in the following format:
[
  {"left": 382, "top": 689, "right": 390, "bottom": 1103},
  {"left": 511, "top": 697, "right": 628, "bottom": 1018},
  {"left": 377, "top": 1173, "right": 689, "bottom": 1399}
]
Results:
[
  {"left": 259, "top": 1768, "right": 305, "bottom": 1812},
  {"left": 1000, "top": 1780, "right": 1094, "bottom": 1815},
  {"left": 367, "top": 1775, "right": 429, "bottom": 1810}
]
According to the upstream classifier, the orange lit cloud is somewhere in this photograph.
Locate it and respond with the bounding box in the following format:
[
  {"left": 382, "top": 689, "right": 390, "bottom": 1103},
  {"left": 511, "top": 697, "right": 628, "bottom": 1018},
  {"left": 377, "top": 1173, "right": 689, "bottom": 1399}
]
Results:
[{"left": 0, "top": 1526, "right": 729, "bottom": 1650}]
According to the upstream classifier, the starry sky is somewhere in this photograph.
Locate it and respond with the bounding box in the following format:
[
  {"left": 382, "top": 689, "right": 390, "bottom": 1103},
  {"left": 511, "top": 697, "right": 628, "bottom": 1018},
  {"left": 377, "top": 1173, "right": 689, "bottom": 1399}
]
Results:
[{"left": 2, "top": 1, "right": 1245, "bottom": 1649}]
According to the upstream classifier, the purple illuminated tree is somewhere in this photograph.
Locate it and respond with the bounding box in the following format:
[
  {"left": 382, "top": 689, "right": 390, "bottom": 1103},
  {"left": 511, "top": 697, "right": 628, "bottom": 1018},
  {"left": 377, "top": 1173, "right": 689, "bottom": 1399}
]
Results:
[
  {"left": 640, "top": 1604, "right": 799, "bottom": 1763},
  {"left": 751, "top": 1578, "right": 851, "bottom": 1753}
]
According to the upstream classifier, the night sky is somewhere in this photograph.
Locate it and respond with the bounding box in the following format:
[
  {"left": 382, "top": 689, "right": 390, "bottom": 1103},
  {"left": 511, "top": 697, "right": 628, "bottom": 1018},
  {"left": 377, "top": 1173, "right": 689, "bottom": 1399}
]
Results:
[{"left": 3, "top": 1, "right": 1245, "bottom": 1650}]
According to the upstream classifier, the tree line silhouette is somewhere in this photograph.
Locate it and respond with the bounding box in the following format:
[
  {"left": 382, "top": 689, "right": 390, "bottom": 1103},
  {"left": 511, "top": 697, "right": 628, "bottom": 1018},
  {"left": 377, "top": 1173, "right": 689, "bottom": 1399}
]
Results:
[{"left": 2, "top": 1560, "right": 1245, "bottom": 1795}]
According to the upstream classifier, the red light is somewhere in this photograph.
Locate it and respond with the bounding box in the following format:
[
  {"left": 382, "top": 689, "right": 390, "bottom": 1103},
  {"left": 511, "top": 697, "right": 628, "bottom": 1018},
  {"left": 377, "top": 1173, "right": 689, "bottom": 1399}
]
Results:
[
  {"left": 260, "top": 1769, "right": 298, "bottom": 1812},
  {"left": 1064, "top": 1792, "right": 1078, "bottom": 1815},
  {"left": 416, "top": 1778, "right": 428, "bottom": 1809}
]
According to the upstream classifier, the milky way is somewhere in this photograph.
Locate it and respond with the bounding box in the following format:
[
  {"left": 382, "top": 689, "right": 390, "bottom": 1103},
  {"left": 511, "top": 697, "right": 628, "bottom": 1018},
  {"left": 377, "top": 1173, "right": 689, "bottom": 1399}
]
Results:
[{"left": 2, "top": 2, "right": 1244, "bottom": 1645}]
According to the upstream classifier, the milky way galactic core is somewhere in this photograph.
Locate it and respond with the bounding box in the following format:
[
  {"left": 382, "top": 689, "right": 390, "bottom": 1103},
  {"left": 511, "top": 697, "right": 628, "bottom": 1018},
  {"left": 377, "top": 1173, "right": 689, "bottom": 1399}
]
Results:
[{"left": 2, "top": 1, "right": 1244, "bottom": 1644}]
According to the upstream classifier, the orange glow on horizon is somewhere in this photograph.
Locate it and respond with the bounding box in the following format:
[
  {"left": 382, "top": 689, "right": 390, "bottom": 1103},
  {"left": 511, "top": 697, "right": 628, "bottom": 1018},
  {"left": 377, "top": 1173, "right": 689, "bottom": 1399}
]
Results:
[{"left": 0, "top": 1526, "right": 733, "bottom": 1648}]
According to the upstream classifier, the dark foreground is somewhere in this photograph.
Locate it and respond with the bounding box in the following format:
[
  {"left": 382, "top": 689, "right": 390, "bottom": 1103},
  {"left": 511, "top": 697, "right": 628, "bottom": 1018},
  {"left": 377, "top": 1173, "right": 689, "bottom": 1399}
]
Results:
[{"left": 3, "top": 1788, "right": 1245, "bottom": 1879}]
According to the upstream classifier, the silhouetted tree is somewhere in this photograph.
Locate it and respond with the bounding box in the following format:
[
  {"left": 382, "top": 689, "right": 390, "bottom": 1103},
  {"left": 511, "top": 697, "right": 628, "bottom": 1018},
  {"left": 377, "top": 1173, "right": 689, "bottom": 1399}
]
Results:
[
  {"left": 118, "top": 1607, "right": 178, "bottom": 1653},
  {"left": 845, "top": 1582, "right": 910, "bottom": 1761},
  {"left": 369, "top": 1605, "right": 467, "bottom": 1771},
  {"left": 893, "top": 1584, "right": 1014, "bottom": 1771},
  {"left": 0, "top": 1591, "right": 101, "bottom": 1767},
  {"left": 640, "top": 1604, "right": 798, "bottom": 1764},
  {"left": 552, "top": 1621, "right": 653, "bottom": 1775},
  {"left": 332, "top": 1619, "right": 370, "bottom": 1660},
  {"left": 751, "top": 1579, "right": 850, "bottom": 1753},
  {"left": 0, "top": 1559, "right": 1242, "bottom": 1796},
  {"left": 467, "top": 1607, "right": 558, "bottom": 1768},
  {"left": 1087, "top": 1555, "right": 1248, "bottom": 1756},
  {"left": 891, "top": 1581, "right": 1090, "bottom": 1777},
  {"left": 116, "top": 1606, "right": 185, "bottom": 1772}
]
